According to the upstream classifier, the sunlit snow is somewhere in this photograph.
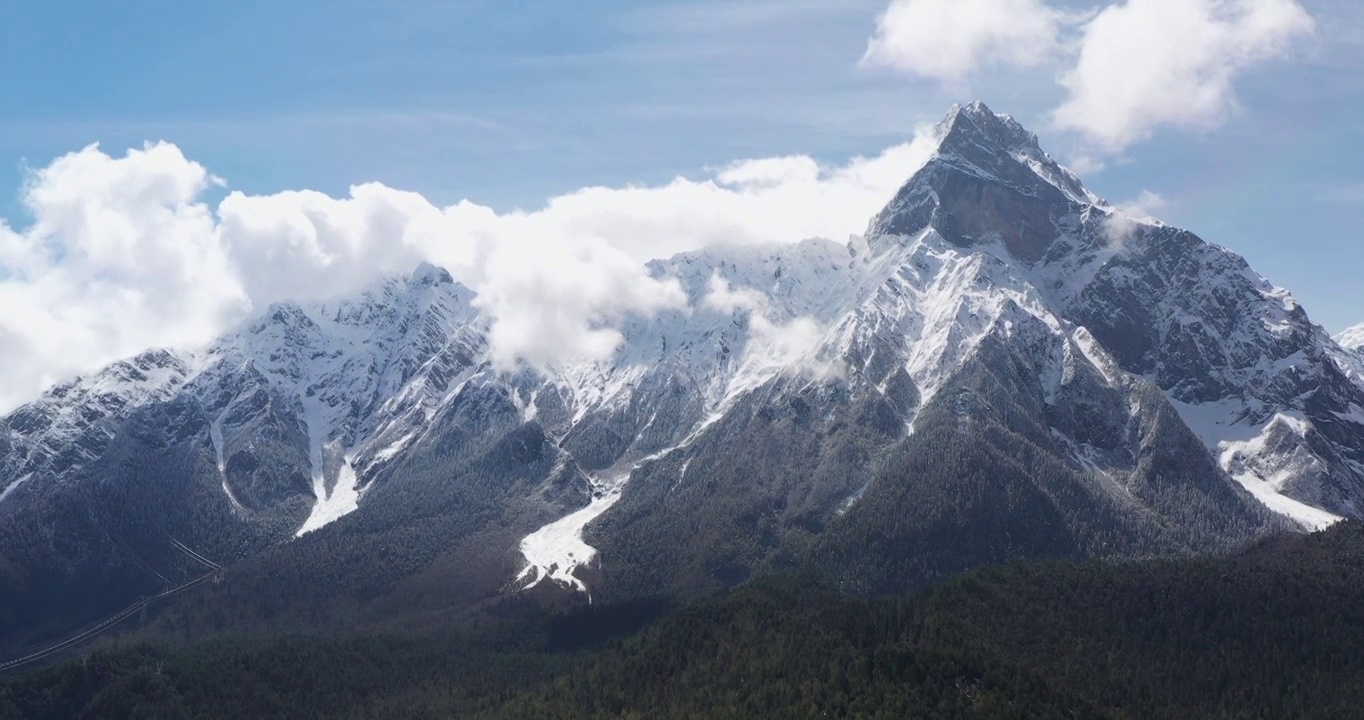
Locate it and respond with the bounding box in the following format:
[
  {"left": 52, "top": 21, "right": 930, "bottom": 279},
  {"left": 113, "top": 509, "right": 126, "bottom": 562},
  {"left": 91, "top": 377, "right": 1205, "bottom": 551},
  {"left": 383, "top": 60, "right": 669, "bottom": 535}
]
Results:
[
  {"left": 1172, "top": 400, "right": 1343, "bottom": 531},
  {"left": 296, "top": 454, "right": 362, "bottom": 537},
  {"left": 516, "top": 476, "right": 627, "bottom": 596},
  {"left": 1337, "top": 323, "right": 1364, "bottom": 352}
]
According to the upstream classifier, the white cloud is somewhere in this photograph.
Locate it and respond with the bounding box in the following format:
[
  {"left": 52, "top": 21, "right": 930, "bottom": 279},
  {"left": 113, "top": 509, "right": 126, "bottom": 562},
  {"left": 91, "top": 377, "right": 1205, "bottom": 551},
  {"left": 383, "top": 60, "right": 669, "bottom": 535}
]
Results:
[
  {"left": 430, "top": 128, "right": 937, "bottom": 369},
  {"left": 1062, "top": 154, "right": 1107, "bottom": 177},
  {"left": 861, "top": 0, "right": 1062, "bottom": 82},
  {"left": 0, "top": 130, "right": 937, "bottom": 411},
  {"left": 1054, "top": 0, "right": 1314, "bottom": 151},
  {"left": 1117, "top": 189, "right": 1168, "bottom": 217},
  {"left": 748, "top": 316, "right": 842, "bottom": 380},
  {"left": 703, "top": 272, "right": 770, "bottom": 315},
  {"left": 1103, "top": 189, "right": 1169, "bottom": 244},
  {"left": 215, "top": 184, "right": 440, "bottom": 309},
  {"left": 1337, "top": 323, "right": 1364, "bottom": 352},
  {"left": 704, "top": 274, "right": 842, "bottom": 380},
  {"left": 864, "top": 0, "right": 1314, "bottom": 155},
  {"left": 470, "top": 232, "right": 689, "bottom": 370},
  {"left": 0, "top": 143, "right": 247, "bottom": 405}
]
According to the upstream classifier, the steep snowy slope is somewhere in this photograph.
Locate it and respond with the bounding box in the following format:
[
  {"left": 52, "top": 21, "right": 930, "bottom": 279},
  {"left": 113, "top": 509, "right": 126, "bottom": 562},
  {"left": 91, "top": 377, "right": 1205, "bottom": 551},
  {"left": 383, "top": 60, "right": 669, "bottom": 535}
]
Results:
[
  {"left": 0, "top": 349, "right": 192, "bottom": 508},
  {"left": 1339, "top": 324, "right": 1364, "bottom": 352},
  {"left": 0, "top": 265, "right": 511, "bottom": 647},
  {"left": 864, "top": 103, "right": 1364, "bottom": 528},
  {"left": 1337, "top": 324, "right": 1364, "bottom": 382},
  {"left": 0, "top": 264, "right": 485, "bottom": 528},
  {"left": 195, "top": 262, "right": 488, "bottom": 535}
]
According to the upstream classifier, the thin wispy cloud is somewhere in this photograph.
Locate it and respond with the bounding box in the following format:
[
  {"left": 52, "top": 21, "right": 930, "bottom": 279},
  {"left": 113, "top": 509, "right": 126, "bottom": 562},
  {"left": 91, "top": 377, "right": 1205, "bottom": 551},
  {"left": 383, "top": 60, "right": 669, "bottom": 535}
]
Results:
[
  {"left": 1103, "top": 189, "right": 1170, "bottom": 245},
  {"left": 1317, "top": 183, "right": 1364, "bottom": 206}
]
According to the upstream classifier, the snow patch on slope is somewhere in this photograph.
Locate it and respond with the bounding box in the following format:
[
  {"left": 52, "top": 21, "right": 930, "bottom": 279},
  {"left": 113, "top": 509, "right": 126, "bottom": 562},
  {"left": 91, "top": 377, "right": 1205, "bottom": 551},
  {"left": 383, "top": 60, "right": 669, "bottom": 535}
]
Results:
[
  {"left": 297, "top": 450, "right": 362, "bottom": 537},
  {"left": 517, "top": 474, "right": 627, "bottom": 596},
  {"left": 208, "top": 414, "right": 247, "bottom": 513},
  {"left": 0, "top": 473, "right": 34, "bottom": 505},
  {"left": 372, "top": 432, "right": 416, "bottom": 463},
  {"left": 296, "top": 396, "right": 364, "bottom": 537},
  {"left": 516, "top": 414, "right": 723, "bottom": 597},
  {"left": 1171, "top": 400, "right": 1342, "bottom": 530}
]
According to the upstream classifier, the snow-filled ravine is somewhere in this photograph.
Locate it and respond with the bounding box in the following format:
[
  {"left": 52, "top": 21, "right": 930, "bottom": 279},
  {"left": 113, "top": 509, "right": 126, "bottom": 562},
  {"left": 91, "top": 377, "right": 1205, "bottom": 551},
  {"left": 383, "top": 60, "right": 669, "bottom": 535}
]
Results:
[
  {"left": 516, "top": 475, "right": 628, "bottom": 597},
  {"left": 297, "top": 456, "right": 362, "bottom": 537}
]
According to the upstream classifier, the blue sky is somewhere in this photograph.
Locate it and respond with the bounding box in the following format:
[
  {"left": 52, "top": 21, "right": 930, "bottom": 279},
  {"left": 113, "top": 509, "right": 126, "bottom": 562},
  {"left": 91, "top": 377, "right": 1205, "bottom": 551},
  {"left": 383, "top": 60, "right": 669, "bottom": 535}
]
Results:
[
  {"left": 0, "top": 0, "right": 1360, "bottom": 390},
  {"left": 0, "top": 1, "right": 923, "bottom": 205}
]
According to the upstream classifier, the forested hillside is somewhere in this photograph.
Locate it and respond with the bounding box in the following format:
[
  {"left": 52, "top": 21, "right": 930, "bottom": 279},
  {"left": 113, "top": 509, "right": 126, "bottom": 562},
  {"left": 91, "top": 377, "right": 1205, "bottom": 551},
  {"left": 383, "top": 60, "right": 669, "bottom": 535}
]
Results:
[{"left": 5, "top": 522, "right": 1362, "bottom": 719}]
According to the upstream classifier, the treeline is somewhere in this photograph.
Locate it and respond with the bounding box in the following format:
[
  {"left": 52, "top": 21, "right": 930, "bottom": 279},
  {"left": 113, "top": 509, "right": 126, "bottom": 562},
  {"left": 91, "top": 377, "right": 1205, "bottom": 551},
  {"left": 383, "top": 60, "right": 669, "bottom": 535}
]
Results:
[{"left": 5, "top": 521, "right": 1363, "bottom": 719}]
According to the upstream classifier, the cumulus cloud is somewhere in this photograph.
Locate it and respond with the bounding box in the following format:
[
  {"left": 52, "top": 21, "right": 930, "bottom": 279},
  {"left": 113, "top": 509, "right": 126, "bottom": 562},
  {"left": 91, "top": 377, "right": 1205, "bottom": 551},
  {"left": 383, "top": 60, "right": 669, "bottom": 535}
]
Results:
[
  {"left": 0, "top": 131, "right": 937, "bottom": 411},
  {"left": 1054, "top": 0, "right": 1315, "bottom": 152},
  {"left": 471, "top": 233, "right": 688, "bottom": 369},
  {"left": 0, "top": 143, "right": 247, "bottom": 405},
  {"left": 1337, "top": 324, "right": 1364, "bottom": 352},
  {"left": 865, "top": 0, "right": 1314, "bottom": 154},
  {"left": 862, "top": 0, "right": 1062, "bottom": 82},
  {"left": 215, "top": 184, "right": 441, "bottom": 308}
]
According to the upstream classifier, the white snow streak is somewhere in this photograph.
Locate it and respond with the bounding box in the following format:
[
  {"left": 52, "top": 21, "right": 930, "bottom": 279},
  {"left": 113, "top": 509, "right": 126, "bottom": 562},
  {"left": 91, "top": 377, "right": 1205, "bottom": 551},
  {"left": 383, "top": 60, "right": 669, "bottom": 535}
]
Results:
[
  {"left": 297, "top": 450, "right": 362, "bottom": 537},
  {"left": 296, "top": 402, "right": 363, "bottom": 537},
  {"left": 1225, "top": 468, "right": 1340, "bottom": 531},
  {"left": 209, "top": 415, "right": 247, "bottom": 513},
  {"left": 372, "top": 432, "right": 416, "bottom": 463},
  {"left": 0, "top": 473, "right": 34, "bottom": 505},
  {"left": 516, "top": 421, "right": 719, "bottom": 597},
  {"left": 516, "top": 475, "right": 627, "bottom": 596}
]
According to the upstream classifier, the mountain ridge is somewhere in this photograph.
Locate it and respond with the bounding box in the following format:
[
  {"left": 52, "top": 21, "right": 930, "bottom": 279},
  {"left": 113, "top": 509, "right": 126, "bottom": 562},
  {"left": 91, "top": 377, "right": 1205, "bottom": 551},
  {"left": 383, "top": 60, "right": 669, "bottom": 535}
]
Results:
[{"left": 2, "top": 102, "right": 1362, "bottom": 651}]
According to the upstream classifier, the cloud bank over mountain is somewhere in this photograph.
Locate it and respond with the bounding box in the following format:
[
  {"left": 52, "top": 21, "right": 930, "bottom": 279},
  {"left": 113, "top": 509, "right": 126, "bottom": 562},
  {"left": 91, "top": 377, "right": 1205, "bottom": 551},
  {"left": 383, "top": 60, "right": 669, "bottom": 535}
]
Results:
[
  {"left": 0, "top": 0, "right": 1323, "bottom": 412},
  {"left": 0, "top": 132, "right": 939, "bottom": 411}
]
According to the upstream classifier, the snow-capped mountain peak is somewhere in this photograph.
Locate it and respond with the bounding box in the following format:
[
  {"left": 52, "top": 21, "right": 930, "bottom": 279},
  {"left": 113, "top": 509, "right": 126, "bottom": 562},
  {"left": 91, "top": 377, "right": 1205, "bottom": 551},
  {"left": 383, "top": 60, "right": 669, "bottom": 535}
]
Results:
[
  {"left": 197, "top": 264, "right": 486, "bottom": 534},
  {"left": 937, "top": 102, "right": 1081, "bottom": 196},
  {"left": 868, "top": 102, "right": 1103, "bottom": 260},
  {"left": 858, "top": 104, "right": 1364, "bottom": 530}
]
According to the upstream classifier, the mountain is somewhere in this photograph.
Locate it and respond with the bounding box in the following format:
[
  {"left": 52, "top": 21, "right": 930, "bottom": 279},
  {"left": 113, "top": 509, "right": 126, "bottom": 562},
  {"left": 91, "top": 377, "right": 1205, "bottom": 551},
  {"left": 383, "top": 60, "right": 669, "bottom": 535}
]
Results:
[{"left": 4, "top": 103, "right": 1363, "bottom": 653}]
